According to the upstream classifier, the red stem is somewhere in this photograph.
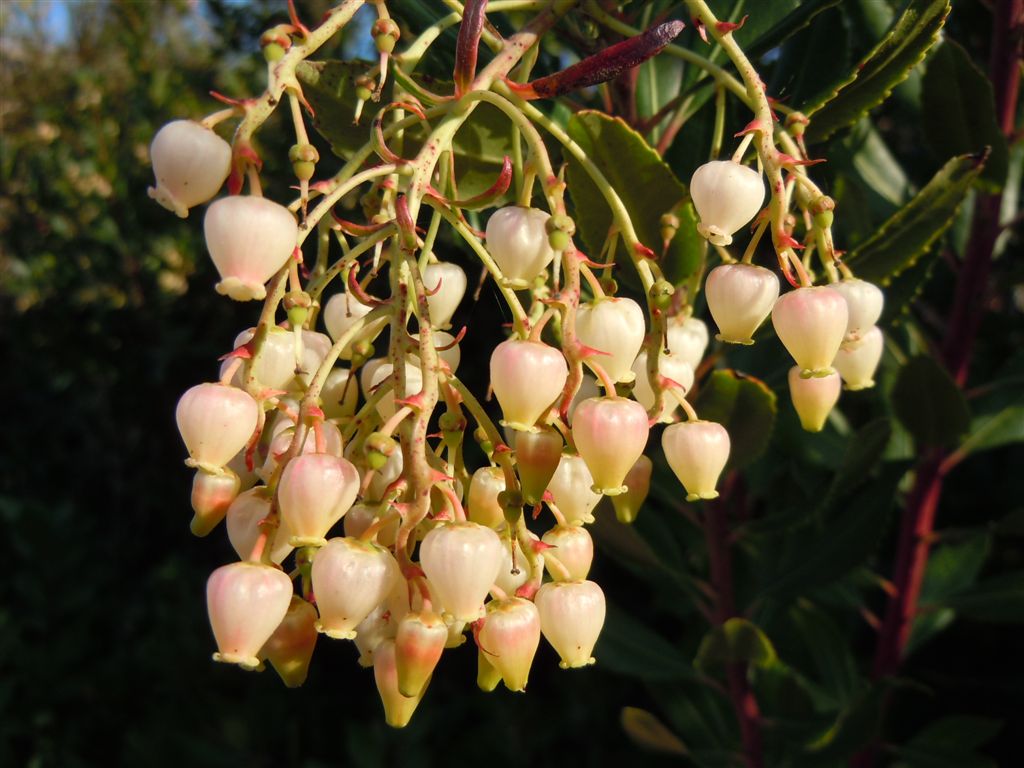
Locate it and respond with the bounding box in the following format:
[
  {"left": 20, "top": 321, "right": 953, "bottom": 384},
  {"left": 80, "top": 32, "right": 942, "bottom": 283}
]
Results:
[
  {"left": 704, "top": 474, "right": 764, "bottom": 768},
  {"left": 857, "top": 3, "right": 1022, "bottom": 763}
]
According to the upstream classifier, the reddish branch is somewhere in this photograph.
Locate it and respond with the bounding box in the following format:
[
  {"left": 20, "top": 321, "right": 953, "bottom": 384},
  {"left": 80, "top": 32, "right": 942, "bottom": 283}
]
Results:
[
  {"left": 704, "top": 473, "right": 764, "bottom": 768},
  {"left": 858, "top": 1, "right": 1022, "bottom": 762}
]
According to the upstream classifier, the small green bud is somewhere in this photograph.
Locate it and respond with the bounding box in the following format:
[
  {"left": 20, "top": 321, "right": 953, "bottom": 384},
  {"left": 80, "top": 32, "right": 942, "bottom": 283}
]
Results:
[
  {"left": 439, "top": 411, "right": 464, "bottom": 433},
  {"left": 649, "top": 279, "right": 675, "bottom": 311},
  {"left": 548, "top": 229, "right": 570, "bottom": 252},
  {"left": 546, "top": 213, "right": 576, "bottom": 236},
  {"left": 353, "top": 339, "right": 375, "bottom": 359},
  {"left": 810, "top": 195, "right": 835, "bottom": 229},
  {"left": 372, "top": 19, "right": 400, "bottom": 54},
  {"left": 354, "top": 75, "right": 376, "bottom": 103}
]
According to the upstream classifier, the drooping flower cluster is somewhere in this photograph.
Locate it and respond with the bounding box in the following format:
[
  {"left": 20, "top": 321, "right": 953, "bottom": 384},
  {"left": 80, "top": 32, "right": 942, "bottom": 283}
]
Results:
[{"left": 155, "top": 0, "right": 882, "bottom": 729}]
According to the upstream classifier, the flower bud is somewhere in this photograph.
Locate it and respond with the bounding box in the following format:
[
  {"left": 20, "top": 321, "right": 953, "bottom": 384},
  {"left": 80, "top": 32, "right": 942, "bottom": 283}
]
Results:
[
  {"left": 419, "top": 522, "right": 503, "bottom": 622},
  {"left": 311, "top": 537, "right": 400, "bottom": 639},
  {"left": 467, "top": 466, "right": 507, "bottom": 528},
  {"left": 612, "top": 455, "right": 652, "bottom": 523},
  {"left": 490, "top": 339, "right": 568, "bottom": 431},
  {"left": 485, "top": 206, "right": 556, "bottom": 287},
  {"left": 690, "top": 160, "right": 766, "bottom": 245},
  {"left": 477, "top": 647, "right": 503, "bottom": 692},
  {"left": 705, "top": 263, "right": 780, "bottom": 344},
  {"left": 206, "top": 561, "right": 294, "bottom": 669},
  {"left": 479, "top": 598, "right": 542, "bottom": 692},
  {"left": 535, "top": 580, "right": 606, "bottom": 669},
  {"left": 260, "top": 596, "right": 318, "bottom": 688},
  {"left": 394, "top": 611, "right": 447, "bottom": 697},
  {"left": 226, "top": 488, "right": 294, "bottom": 564},
  {"left": 373, "top": 640, "right": 427, "bottom": 729},
  {"left": 148, "top": 120, "right": 231, "bottom": 218},
  {"left": 422, "top": 262, "right": 467, "bottom": 329},
  {"left": 176, "top": 383, "right": 259, "bottom": 473},
  {"left": 666, "top": 315, "right": 709, "bottom": 369},
  {"left": 548, "top": 454, "right": 602, "bottom": 525},
  {"left": 278, "top": 454, "right": 360, "bottom": 547},
  {"left": 576, "top": 297, "right": 646, "bottom": 383},
  {"left": 572, "top": 397, "right": 650, "bottom": 494},
  {"left": 513, "top": 426, "right": 563, "bottom": 505},
  {"left": 662, "top": 420, "right": 730, "bottom": 501},
  {"left": 834, "top": 326, "right": 883, "bottom": 390},
  {"left": 788, "top": 367, "right": 841, "bottom": 432},
  {"left": 204, "top": 196, "right": 298, "bottom": 301},
  {"left": 631, "top": 351, "right": 695, "bottom": 422},
  {"left": 190, "top": 468, "right": 240, "bottom": 537},
  {"left": 830, "top": 279, "right": 884, "bottom": 342},
  {"left": 542, "top": 525, "right": 593, "bottom": 581},
  {"left": 771, "top": 286, "right": 848, "bottom": 376}
]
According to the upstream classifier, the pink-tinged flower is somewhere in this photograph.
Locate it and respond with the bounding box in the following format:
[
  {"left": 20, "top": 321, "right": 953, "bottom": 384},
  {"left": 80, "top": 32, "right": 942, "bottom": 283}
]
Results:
[
  {"left": 788, "top": 367, "right": 841, "bottom": 432},
  {"left": 490, "top": 339, "right": 568, "bottom": 431},
  {"left": 419, "top": 521, "right": 503, "bottom": 622},
  {"left": 176, "top": 382, "right": 259, "bottom": 472},
  {"left": 535, "top": 580, "right": 606, "bottom": 669},
  {"left": 311, "top": 537, "right": 400, "bottom": 639},
  {"left": 206, "top": 561, "right": 293, "bottom": 669},
  {"left": 479, "top": 597, "right": 541, "bottom": 691},
  {"left": 705, "top": 264, "right": 780, "bottom": 344},
  {"left": 541, "top": 524, "right": 594, "bottom": 581},
  {"left": 576, "top": 297, "right": 647, "bottom": 383},
  {"left": 572, "top": 397, "right": 649, "bottom": 494},
  {"left": 690, "top": 160, "right": 765, "bottom": 245},
  {"left": 772, "top": 286, "right": 848, "bottom": 375},
  {"left": 148, "top": 120, "right": 231, "bottom": 217},
  {"left": 278, "top": 453, "right": 360, "bottom": 547},
  {"left": 662, "top": 420, "right": 731, "bottom": 501}
]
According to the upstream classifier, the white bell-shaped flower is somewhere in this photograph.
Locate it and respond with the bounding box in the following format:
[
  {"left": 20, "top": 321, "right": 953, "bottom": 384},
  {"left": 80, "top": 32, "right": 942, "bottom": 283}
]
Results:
[
  {"left": 666, "top": 315, "right": 709, "bottom": 369},
  {"left": 206, "top": 561, "right": 294, "bottom": 669},
  {"left": 176, "top": 382, "right": 259, "bottom": 473},
  {"left": 485, "top": 206, "right": 555, "bottom": 287},
  {"left": 830, "top": 279, "right": 884, "bottom": 342},
  {"left": 834, "top": 326, "right": 884, "bottom": 390},
  {"left": 467, "top": 466, "right": 507, "bottom": 528},
  {"left": 772, "top": 286, "right": 849, "bottom": 376},
  {"left": 788, "top": 367, "right": 841, "bottom": 433},
  {"left": 258, "top": 420, "right": 344, "bottom": 483},
  {"left": 419, "top": 521, "right": 503, "bottom": 622},
  {"left": 535, "top": 579, "right": 606, "bottom": 669},
  {"left": 705, "top": 263, "right": 780, "bottom": 344},
  {"left": 479, "top": 597, "right": 542, "bottom": 692},
  {"left": 225, "top": 326, "right": 330, "bottom": 393},
  {"left": 690, "top": 160, "right": 765, "bottom": 246},
  {"left": 225, "top": 487, "right": 294, "bottom": 564},
  {"left": 576, "top": 297, "right": 646, "bottom": 383},
  {"left": 311, "top": 537, "right": 400, "bottom": 639},
  {"left": 204, "top": 195, "right": 298, "bottom": 301},
  {"left": 323, "top": 291, "right": 386, "bottom": 359},
  {"left": 541, "top": 525, "right": 593, "bottom": 581},
  {"left": 490, "top": 339, "right": 568, "bottom": 431},
  {"left": 148, "top": 120, "right": 231, "bottom": 217},
  {"left": 278, "top": 453, "right": 360, "bottom": 547},
  {"left": 320, "top": 368, "right": 359, "bottom": 419},
  {"left": 662, "top": 420, "right": 731, "bottom": 501},
  {"left": 568, "top": 375, "right": 601, "bottom": 420},
  {"left": 422, "top": 262, "right": 467, "bottom": 329},
  {"left": 631, "top": 351, "right": 695, "bottom": 422},
  {"left": 548, "top": 454, "right": 602, "bottom": 525},
  {"left": 572, "top": 397, "right": 650, "bottom": 495}
]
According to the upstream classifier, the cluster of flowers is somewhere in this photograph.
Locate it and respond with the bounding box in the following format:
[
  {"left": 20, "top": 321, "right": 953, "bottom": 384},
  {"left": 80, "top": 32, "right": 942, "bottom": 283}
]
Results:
[{"left": 153, "top": 37, "right": 881, "bottom": 729}]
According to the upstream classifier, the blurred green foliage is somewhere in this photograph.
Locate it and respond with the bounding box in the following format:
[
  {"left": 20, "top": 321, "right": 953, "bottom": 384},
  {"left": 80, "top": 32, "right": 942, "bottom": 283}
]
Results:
[{"left": 2, "top": 1, "right": 1022, "bottom": 766}]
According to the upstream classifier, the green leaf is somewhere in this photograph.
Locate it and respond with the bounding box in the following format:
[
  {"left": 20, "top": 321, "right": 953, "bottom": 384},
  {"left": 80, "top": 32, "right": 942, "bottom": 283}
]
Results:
[
  {"left": 565, "top": 110, "right": 703, "bottom": 282},
  {"left": 695, "top": 618, "right": 777, "bottom": 673},
  {"left": 940, "top": 571, "right": 1024, "bottom": 623},
  {"left": 693, "top": 370, "right": 777, "bottom": 470},
  {"left": 803, "top": 0, "right": 950, "bottom": 143},
  {"left": 922, "top": 40, "right": 1009, "bottom": 191},
  {"left": 597, "top": 601, "right": 700, "bottom": 681},
  {"left": 621, "top": 707, "right": 689, "bottom": 755},
  {"left": 909, "top": 531, "right": 991, "bottom": 652},
  {"left": 805, "top": 683, "right": 889, "bottom": 757},
  {"left": 829, "top": 418, "right": 893, "bottom": 499},
  {"left": 894, "top": 715, "right": 1003, "bottom": 768},
  {"left": 846, "top": 152, "right": 987, "bottom": 284},
  {"left": 957, "top": 404, "right": 1024, "bottom": 458},
  {"left": 891, "top": 356, "right": 970, "bottom": 448},
  {"left": 297, "top": 60, "right": 514, "bottom": 198},
  {"left": 738, "top": 0, "right": 843, "bottom": 59},
  {"left": 789, "top": 601, "right": 864, "bottom": 706},
  {"left": 760, "top": 464, "right": 904, "bottom": 599}
]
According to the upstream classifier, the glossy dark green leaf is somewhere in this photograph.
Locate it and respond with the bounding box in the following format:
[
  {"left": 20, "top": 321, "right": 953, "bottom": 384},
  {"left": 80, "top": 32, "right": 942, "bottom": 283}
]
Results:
[
  {"left": 805, "top": 683, "right": 889, "bottom": 757},
  {"left": 827, "top": 418, "right": 893, "bottom": 499},
  {"left": 565, "top": 110, "right": 703, "bottom": 282},
  {"left": 958, "top": 404, "right": 1024, "bottom": 458},
  {"left": 891, "top": 356, "right": 970, "bottom": 447},
  {"left": 894, "top": 715, "right": 1002, "bottom": 768},
  {"left": 940, "top": 571, "right": 1024, "bottom": 623},
  {"left": 803, "top": 0, "right": 950, "bottom": 143},
  {"left": 789, "top": 601, "right": 863, "bottom": 705},
  {"left": 846, "top": 152, "right": 987, "bottom": 284},
  {"left": 694, "top": 618, "right": 777, "bottom": 673},
  {"left": 909, "top": 531, "right": 991, "bottom": 652},
  {"left": 922, "top": 40, "right": 1009, "bottom": 190},
  {"left": 738, "top": 0, "right": 843, "bottom": 59},
  {"left": 760, "top": 464, "right": 904, "bottom": 599},
  {"left": 693, "top": 370, "right": 777, "bottom": 470},
  {"left": 597, "top": 601, "right": 699, "bottom": 681},
  {"left": 297, "top": 60, "right": 514, "bottom": 198}
]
